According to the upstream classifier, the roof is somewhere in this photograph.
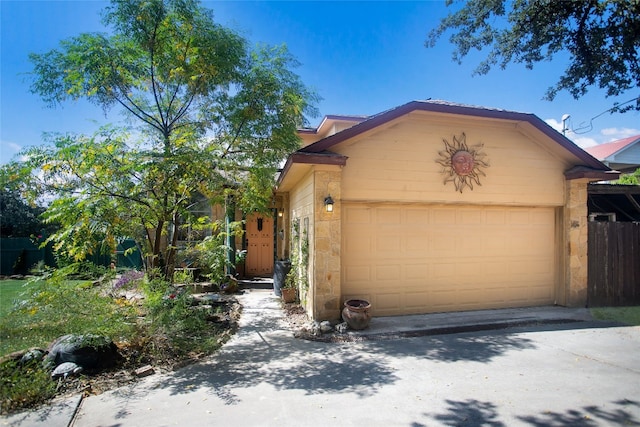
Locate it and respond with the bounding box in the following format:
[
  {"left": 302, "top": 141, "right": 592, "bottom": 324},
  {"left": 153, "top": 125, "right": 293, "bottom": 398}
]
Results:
[
  {"left": 584, "top": 135, "right": 640, "bottom": 160},
  {"left": 278, "top": 100, "right": 616, "bottom": 190},
  {"left": 298, "top": 115, "right": 369, "bottom": 135},
  {"left": 299, "top": 100, "right": 610, "bottom": 171}
]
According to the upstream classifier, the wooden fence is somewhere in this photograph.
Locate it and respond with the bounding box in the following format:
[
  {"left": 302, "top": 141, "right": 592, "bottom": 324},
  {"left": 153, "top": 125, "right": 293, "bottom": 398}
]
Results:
[{"left": 588, "top": 222, "right": 640, "bottom": 307}]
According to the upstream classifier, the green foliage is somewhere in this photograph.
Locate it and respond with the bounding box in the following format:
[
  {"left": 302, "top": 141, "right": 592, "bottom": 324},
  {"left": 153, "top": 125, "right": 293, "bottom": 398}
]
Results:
[
  {"left": 590, "top": 306, "right": 640, "bottom": 326},
  {"left": 0, "top": 264, "right": 236, "bottom": 414},
  {"left": 287, "top": 217, "right": 309, "bottom": 298},
  {"left": 138, "top": 275, "right": 228, "bottom": 360},
  {"left": 427, "top": 0, "right": 640, "bottom": 111},
  {"left": 0, "top": 358, "right": 57, "bottom": 415},
  {"left": 195, "top": 231, "right": 231, "bottom": 284},
  {"left": 173, "top": 269, "right": 194, "bottom": 285},
  {"left": 616, "top": 168, "right": 640, "bottom": 185},
  {"left": 0, "top": 267, "right": 137, "bottom": 356},
  {"left": 7, "top": 0, "right": 318, "bottom": 279}
]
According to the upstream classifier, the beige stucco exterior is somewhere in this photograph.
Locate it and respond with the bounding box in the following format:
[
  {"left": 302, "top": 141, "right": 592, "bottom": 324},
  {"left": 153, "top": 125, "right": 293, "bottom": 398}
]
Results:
[{"left": 277, "top": 101, "right": 615, "bottom": 321}]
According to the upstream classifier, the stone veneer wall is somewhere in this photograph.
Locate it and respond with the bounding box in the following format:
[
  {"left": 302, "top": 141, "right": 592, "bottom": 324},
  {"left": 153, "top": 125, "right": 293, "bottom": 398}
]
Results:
[
  {"left": 564, "top": 178, "right": 590, "bottom": 307},
  {"left": 312, "top": 168, "right": 342, "bottom": 321}
]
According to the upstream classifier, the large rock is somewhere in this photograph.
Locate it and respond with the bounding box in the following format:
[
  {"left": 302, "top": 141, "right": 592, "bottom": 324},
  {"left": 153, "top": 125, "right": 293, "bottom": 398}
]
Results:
[{"left": 46, "top": 334, "right": 119, "bottom": 370}]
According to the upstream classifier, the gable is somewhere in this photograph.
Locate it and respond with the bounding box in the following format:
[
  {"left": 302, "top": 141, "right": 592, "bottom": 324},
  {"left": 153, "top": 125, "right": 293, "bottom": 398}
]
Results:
[
  {"left": 301, "top": 100, "right": 609, "bottom": 172},
  {"left": 278, "top": 100, "right": 616, "bottom": 194},
  {"left": 330, "top": 112, "right": 578, "bottom": 206}
]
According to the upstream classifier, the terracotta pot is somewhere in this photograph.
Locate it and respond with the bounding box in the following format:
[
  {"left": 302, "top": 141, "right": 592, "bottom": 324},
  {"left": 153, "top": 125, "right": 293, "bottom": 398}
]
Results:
[
  {"left": 281, "top": 288, "right": 297, "bottom": 303},
  {"left": 342, "top": 299, "right": 371, "bottom": 330}
]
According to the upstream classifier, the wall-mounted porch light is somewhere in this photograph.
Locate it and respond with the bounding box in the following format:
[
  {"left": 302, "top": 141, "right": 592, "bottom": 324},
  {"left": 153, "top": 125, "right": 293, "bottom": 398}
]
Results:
[
  {"left": 278, "top": 209, "right": 283, "bottom": 217},
  {"left": 324, "top": 195, "right": 334, "bottom": 212}
]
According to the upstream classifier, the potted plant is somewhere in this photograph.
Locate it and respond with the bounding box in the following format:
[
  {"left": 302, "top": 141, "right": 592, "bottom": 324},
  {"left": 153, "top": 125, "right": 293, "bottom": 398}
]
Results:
[
  {"left": 281, "top": 270, "right": 297, "bottom": 303},
  {"left": 342, "top": 299, "right": 372, "bottom": 330}
]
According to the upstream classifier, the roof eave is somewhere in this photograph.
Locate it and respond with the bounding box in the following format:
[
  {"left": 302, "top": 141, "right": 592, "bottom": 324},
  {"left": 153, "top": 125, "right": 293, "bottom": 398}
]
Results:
[
  {"left": 276, "top": 151, "right": 348, "bottom": 190},
  {"left": 301, "top": 100, "right": 612, "bottom": 172},
  {"left": 565, "top": 166, "right": 621, "bottom": 181}
]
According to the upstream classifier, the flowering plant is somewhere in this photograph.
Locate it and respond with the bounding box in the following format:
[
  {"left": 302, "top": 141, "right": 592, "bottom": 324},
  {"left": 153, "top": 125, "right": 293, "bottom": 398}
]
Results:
[{"left": 113, "top": 270, "right": 145, "bottom": 291}]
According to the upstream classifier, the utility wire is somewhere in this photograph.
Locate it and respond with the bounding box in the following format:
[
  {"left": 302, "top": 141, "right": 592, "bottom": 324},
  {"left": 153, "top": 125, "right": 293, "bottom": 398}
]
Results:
[{"left": 571, "top": 95, "right": 640, "bottom": 134}]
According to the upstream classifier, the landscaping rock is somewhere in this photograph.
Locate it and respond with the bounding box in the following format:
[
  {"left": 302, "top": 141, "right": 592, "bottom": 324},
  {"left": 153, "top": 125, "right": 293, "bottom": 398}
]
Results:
[
  {"left": 320, "top": 320, "right": 333, "bottom": 333},
  {"left": 0, "top": 348, "right": 46, "bottom": 365},
  {"left": 335, "top": 322, "right": 349, "bottom": 333},
  {"left": 19, "top": 348, "right": 46, "bottom": 365},
  {"left": 46, "top": 334, "right": 119, "bottom": 371},
  {"left": 134, "top": 365, "right": 155, "bottom": 377},
  {"left": 52, "top": 361, "right": 83, "bottom": 379}
]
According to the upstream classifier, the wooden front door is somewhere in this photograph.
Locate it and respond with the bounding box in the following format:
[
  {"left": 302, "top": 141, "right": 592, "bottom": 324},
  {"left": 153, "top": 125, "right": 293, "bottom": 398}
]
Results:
[{"left": 245, "top": 213, "right": 274, "bottom": 277}]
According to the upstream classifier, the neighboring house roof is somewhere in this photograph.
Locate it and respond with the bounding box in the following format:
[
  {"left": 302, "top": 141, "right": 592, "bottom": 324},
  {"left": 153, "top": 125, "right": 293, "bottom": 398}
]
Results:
[
  {"left": 278, "top": 100, "right": 616, "bottom": 189},
  {"left": 584, "top": 135, "right": 640, "bottom": 172}
]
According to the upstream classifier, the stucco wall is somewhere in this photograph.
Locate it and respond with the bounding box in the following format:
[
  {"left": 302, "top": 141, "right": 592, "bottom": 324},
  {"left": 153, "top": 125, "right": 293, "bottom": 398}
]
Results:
[
  {"left": 288, "top": 171, "right": 315, "bottom": 315},
  {"left": 334, "top": 115, "right": 569, "bottom": 207}
]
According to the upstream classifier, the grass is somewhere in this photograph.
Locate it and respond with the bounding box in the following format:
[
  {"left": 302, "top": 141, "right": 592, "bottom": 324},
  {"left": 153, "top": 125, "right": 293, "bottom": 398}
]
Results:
[
  {"left": 590, "top": 306, "right": 640, "bottom": 326},
  {"left": 0, "top": 277, "right": 138, "bottom": 358},
  {"left": 0, "top": 280, "right": 39, "bottom": 318}
]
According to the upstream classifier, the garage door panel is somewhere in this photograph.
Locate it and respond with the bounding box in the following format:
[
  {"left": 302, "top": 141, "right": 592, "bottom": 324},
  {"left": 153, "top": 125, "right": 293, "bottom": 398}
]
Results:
[
  {"left": 376, "top": 234, "right": 401, "bottom": 253},
  {"left": 405, "top": 263, "right": 429, "bottom": 280},
  {"left": 433, "top": 208, "right": 457, "bottom": 224},
  {"left": 374, "top": 292, "right": 402, "bottom": 313},
  {"left": 344, "top": 264, "right": 371, "bottom": 282},
  {"left": 342, "top": 204, "right": 557, "bottom": 316},
  {"left": 376, "top": 208, "right": 401, "bottom": 224},
  {"left": 375, "top": 264, "right": 400, "bottom": 280}
]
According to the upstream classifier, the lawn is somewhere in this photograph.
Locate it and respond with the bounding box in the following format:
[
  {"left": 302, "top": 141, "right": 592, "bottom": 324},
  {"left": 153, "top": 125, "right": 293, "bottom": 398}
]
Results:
[
  {"left": 0, "top": 279, "right": 39, "bottom": 318},
  {"left": 590, "top": 306, "right": 640, "bottom": 326}
]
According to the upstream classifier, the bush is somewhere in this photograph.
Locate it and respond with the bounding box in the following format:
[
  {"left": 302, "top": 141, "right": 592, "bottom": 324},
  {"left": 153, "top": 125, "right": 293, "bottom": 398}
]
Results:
[{"left": 195, "top": 234, "right": 231, "bottom": 284}]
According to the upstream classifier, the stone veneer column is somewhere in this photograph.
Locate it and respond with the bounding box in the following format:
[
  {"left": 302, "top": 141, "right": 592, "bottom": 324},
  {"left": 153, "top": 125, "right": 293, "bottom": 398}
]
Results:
[
  {"left": 312, "top": 168, "right": 342, "bottom": 321},
  {"left": 564, "top": 178, "right": 590, "bottom": 307}
]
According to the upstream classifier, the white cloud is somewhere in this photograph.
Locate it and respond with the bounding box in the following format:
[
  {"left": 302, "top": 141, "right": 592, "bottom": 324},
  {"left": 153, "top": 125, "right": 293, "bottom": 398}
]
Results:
[
  {"left": 544, "top": 118, "right": 640, "bottom": 148},
  {"left": 0, "top": 140, "right": 22, "bottom": 164},
  {"left": 600, "top": 127, "right": 640, "bottom": 142}
]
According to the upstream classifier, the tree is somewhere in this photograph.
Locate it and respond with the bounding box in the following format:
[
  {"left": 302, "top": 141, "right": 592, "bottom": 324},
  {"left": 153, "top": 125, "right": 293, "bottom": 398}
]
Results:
[
  {"left": 427, "top": 0, "right": 640, "bottom": 112},
  {"left": 4, "top": 0, "right": 317, "bottom": 277},
  {"left": 0, "top": 189, "right": 48, "bottom": 238},
  {"left": 617, "top": 167, "right": 640, "bottom": 184}
]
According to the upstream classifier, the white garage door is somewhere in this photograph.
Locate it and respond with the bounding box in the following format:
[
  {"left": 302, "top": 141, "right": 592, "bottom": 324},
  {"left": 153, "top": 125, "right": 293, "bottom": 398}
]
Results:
[{"left": 342, "top": 204, "right": 557, "bottom": 316}]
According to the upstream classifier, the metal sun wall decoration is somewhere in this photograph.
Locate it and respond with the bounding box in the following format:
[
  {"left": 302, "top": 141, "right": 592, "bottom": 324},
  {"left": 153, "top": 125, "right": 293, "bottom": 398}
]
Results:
[{"left": 436, "top": 132, "right": 489, "bottom": 193}]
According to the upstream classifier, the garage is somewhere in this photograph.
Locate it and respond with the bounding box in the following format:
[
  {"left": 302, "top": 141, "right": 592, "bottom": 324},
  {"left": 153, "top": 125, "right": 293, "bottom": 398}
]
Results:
[
  {"left": 277, "top": 100, "right": 616, "bottom": 321},
  {"left": 342, "top": 203, "right": 557, "bottom": 316}
]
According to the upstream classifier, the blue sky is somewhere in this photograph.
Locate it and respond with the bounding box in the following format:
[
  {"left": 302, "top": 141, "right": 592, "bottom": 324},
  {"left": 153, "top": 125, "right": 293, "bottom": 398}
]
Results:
[{"left": 2, "top": 0, "right": 639, "bottom": 165}]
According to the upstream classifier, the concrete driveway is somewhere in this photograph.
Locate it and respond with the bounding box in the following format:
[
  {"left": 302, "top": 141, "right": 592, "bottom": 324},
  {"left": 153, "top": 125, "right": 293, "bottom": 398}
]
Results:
[{"left": 4, "top": 289, "right": 640, "bottom": 426}]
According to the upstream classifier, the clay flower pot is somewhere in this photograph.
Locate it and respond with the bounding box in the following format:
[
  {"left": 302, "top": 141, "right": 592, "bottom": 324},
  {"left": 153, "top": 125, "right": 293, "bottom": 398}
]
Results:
[
  {"left": 281, "top": 287, "right": 297, "bottom": 303},
  {"left": 342, "top": 299, "right": 372, "bottom": 330}
]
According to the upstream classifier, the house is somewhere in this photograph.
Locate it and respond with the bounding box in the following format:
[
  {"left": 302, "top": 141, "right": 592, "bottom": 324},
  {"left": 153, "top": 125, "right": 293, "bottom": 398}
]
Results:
[
  {"left": 583, "top": 135, "right": 640, "bottom": 222},
  {"left": 275, "top": 100, "right": 618, "bottom": 321},
  {"left": 584, "top": 134, "right": 640, "bottom": 173}
]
